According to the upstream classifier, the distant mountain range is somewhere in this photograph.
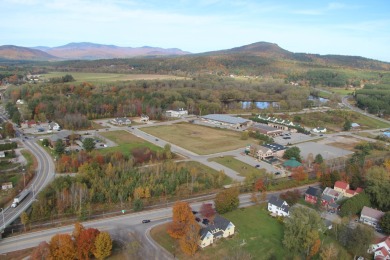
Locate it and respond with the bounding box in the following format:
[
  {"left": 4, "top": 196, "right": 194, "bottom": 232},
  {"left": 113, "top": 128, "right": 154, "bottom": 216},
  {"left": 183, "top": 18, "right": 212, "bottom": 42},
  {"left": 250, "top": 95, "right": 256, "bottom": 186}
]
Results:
[
  {"left": 0, "top": 41, "right": 389, "bottom": 71},
  {"left": 0, "top": 42, "right": 190, "bottom": 60}
]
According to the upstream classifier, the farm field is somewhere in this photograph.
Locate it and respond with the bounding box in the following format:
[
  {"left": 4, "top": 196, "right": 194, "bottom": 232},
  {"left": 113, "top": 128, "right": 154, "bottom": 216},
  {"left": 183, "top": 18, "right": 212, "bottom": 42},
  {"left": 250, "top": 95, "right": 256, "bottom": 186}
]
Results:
[
  {"left": 141, "top": 123, "right": 255, "bottom": 155},
  {"left": 151, "top": 205, "right": 289, "bottom": 260},
  {"left": 42, "top": 72, "right": 184, "bottom": 83},
  {"left": 99, "top": 130, "right": 162, "bottom": 156},
  {"left": 208, "top": 156, "right": 266, "bottom": 178}
]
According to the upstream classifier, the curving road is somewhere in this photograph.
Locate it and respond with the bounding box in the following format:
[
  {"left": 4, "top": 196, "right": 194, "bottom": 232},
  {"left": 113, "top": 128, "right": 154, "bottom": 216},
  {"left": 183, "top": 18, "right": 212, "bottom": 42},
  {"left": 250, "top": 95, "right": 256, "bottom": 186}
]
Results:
[
  {"left": 0, "top": 135, "right": 55, "bottom": 234},
  {"left": 342, "top": 95, "right": 389, "bottom": 124}
]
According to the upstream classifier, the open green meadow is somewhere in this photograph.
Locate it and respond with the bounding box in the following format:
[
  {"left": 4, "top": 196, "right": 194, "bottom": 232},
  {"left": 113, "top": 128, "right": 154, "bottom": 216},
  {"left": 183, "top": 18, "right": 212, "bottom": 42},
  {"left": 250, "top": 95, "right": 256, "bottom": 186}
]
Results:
[
  {"left": 288, "top": 110, "right": 390, "bottom": 131},
  {"left": 140, "top": 123, "right": 255, "bottom": 155},
  {"left": 99, "top": 130, "right": 162, "bottom": 156},
  {"left": 208, "top": 156, "right": 266, "bottom": 178},
  {"left": 42, "top": 72, "right": 184, "bottom": 83},
  {"left": 151, "top": 205, "right": 289, "bottom": 260}
]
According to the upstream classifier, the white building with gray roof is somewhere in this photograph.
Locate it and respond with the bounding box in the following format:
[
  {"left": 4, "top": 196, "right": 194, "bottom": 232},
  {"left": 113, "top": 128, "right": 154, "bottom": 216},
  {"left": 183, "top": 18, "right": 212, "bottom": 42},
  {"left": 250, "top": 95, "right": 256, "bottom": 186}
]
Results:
[{"left": 202, "top": 114, "right": 253, "bottom": 129}]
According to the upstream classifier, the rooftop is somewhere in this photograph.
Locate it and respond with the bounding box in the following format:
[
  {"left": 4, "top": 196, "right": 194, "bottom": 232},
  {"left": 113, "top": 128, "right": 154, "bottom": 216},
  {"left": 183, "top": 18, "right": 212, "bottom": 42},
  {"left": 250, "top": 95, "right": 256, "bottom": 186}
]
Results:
[
  {"left": 361, "top": 206, "right": 385, "bottom": 220},
  {"left": 263, "top": 143, "right": 286, "bottom": 152},
  {"left": 249, "top": 123, "right": 279, "bottom": 132},
  {"left": 203, "top": 114, "right": 251, "bottom": 125},
  {"left": 283, "top": 157, "right": 302, "bottom": 168},
  {"left": 305, "top": 186, "right": 323, "bottom": 197},
  {"left": 334, "top": 181, "right": 349, "bottom": 190}
]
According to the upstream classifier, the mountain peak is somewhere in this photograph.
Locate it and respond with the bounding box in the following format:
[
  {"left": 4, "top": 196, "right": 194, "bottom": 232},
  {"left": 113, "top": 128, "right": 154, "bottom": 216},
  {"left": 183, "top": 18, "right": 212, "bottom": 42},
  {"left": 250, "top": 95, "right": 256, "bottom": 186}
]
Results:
[{"left": 229, "top": 41, "right": 290, "bottom": 55}]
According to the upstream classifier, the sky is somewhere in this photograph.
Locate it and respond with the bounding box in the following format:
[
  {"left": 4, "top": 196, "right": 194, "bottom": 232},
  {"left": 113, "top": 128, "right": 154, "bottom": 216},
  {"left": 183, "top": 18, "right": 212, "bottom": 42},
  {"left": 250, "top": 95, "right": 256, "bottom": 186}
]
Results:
[{"left": 1, "top": 0, "right": 390, "bottom": 62}]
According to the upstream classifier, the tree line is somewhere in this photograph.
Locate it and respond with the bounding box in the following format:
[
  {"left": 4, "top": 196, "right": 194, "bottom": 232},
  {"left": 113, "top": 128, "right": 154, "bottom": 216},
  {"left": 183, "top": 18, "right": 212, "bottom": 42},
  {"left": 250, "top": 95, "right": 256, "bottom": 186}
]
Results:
[{"left": 30, "top": 222, "right": 112, "bottom": 260}]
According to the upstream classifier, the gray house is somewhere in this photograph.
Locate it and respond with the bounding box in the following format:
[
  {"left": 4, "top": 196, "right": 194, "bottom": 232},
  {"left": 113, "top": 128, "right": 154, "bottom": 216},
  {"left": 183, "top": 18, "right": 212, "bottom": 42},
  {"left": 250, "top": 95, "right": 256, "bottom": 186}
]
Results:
[{"left": 360, "top": 206, "right": 385, "bottom": 227}]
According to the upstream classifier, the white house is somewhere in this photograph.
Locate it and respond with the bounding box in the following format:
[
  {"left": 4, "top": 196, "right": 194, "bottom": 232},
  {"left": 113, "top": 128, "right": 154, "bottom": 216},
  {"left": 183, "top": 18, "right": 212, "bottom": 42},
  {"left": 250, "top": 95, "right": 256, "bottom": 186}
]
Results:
[
  {"left": 140, "top": 114, "right": 149, "bottom": 122},
  {"left": 268, "top": 196, "right": 290, "bottom": 217},
  {"left": 110, "top": 117, "right": 131, "bottom": 125},
  {"left": 0, "top": 151, "right": 5, "bottom": 158},
  {"left": 49, "top": 122, "right": 61, "bottom": 131},
  {"left": 165, "top": 108, "right": 188, "bottom": 118},
  {"left": 312, "top": 127, "right": 327, "bottom": 133},
  {"left": 360, "top": 206, "right": 385, "bottom": 227},
  {"left": 2, "top": 182, "right": 13, "bottom": 190},
  {"left": 369, "top": 236, "right": 390, "bottom": 260},
  {"left": 199, "top": 215, "right": 235, "bottom": 248}
]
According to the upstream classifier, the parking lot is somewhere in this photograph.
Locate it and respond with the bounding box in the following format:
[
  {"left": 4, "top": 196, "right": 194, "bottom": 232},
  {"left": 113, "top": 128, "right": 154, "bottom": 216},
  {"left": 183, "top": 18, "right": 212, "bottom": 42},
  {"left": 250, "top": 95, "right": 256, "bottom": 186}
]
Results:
[
  {"left": 274, "top": 132, "right": 322, "bottom": 145},
  {"left": 296, "top": 142, "right": 354, "bottom": 161}
]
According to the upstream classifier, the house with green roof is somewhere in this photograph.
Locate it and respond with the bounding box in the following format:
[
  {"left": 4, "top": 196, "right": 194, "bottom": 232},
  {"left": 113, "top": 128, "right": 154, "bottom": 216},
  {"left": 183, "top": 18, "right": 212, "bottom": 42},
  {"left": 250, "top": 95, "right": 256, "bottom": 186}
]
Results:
[{"left": 283, "top": 157, "right": 302, "bottom": 168}]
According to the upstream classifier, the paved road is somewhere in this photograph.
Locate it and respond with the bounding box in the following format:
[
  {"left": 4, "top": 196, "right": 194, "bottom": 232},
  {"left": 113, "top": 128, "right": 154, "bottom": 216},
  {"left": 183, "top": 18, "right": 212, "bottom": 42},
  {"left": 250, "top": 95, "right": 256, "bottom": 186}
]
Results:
[
  {"left": 0, "top": 184, "right": 318, "bottom": 256},
  {"left": 0, "top": 139, "right": 55, "bottom": 233},
  {"left": 342, "top": 95, "right": 389, "bottom": 124},
  {"left": 129, "top": 126, "right": 246, "bottom": 182}
]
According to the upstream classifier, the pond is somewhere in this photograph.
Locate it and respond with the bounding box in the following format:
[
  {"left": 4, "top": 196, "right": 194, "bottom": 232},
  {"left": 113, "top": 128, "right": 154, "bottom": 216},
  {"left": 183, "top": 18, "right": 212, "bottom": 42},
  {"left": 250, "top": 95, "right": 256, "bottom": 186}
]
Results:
[{"left": 241, "top": 101, "right": 278, "bottom": 109}]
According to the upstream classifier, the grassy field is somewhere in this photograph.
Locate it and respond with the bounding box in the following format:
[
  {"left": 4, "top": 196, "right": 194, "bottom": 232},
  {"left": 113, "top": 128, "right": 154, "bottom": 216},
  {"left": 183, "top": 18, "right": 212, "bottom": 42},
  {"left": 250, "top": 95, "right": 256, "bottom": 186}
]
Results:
[
  {"left": 42, "top": 72, "right": 184, "bottom": 83},
  {"left": 351, "top": 114, "right": 390, "bottom": 129},
  {"left": 325, "top": 88, "right": 354, "bottom": 95},
  {"left": 151, "top": 205, "right": 289, "bottom": 260},
  {"left": 141, "top": 123, "right": 255, "bottom": 155},
  {"left": 288, "top": 110, "right": 390, "bottom": 131},
  {"left": 99, "top": 130, "right": 162, "bottom": 156},
  {"left": 208, "top": 156, "right": 265, "bottom": 178}
]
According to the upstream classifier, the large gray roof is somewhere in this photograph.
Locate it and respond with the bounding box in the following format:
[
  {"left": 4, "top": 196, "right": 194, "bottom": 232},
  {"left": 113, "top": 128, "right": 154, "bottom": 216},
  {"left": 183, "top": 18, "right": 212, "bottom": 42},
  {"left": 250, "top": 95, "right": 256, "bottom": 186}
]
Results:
[
  {"left": 202, "top": 114, "right": 251, "bottom": 124},
  {"left": 200, "top": 215, "right": 233, "bottom": 239}
]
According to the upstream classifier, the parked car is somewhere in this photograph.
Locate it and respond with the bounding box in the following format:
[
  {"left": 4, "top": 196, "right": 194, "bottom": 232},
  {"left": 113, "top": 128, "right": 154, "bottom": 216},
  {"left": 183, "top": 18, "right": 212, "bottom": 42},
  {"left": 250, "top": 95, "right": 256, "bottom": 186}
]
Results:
[
  {"left": 192, "top": 211, "right": 198, "bottom": 214},
  {"left": 202, "top": 219, "right": 209, "bottom": 225},
  {"left": 195, "top": 217, "right": 201, "bottom": 222},
  {"left": 142, "top": 219, "right": 151, "bottom": 223},
  {"left": 255, "top": 164, "right": 260, "bottom": 168}
]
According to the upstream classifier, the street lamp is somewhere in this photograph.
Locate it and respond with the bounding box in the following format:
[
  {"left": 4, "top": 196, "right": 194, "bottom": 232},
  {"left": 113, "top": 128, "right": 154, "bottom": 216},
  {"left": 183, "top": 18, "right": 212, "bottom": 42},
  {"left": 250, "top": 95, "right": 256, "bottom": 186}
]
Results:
[
  {"left": 1, "top": 208, "right": 5, "bottom": 231},
  {"left": 22, "top": 168, "right": 25, "bottom": 188}
]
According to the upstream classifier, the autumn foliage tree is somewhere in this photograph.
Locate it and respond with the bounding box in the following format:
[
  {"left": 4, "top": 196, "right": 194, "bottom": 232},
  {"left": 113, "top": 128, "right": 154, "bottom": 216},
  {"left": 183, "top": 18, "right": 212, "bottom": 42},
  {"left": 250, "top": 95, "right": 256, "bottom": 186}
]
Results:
[
  {"left": 167, "top": 201, "right": 194, "bottom": 239},
  {"left": 49, "top": 233, "right": 76, "bottom": 260},
  {"left": 215, "top": 188, "right": 239, "bottom": 214},
  {"left": 280, "top": 189, "right": 301, "bottom": 206},
  {"left": 77, "top": 228, "right": 100, "bottom": 260},
  {"left": 309, "top": 238, "right": 321, "bottom": 258},
  {"left": 179, "top": 221, "right": 200, "bottom": 256},
  {"left": 200, "top": 203, "right": 216, "bottom": 222},
  {"left": 72, "top": 222, "right": 85, "bottom": 240},
  {"left": 30, "top": 241, "right": 50, "bottom": 260},
  {"left": 93, "top": 232, "right": 113, "bottom": 259},
  {"left": 254, "top": 178, "right": 266, "bottom": 192},
  {"left": 291, "top": 166, "right": 308, "bottom": 182}
]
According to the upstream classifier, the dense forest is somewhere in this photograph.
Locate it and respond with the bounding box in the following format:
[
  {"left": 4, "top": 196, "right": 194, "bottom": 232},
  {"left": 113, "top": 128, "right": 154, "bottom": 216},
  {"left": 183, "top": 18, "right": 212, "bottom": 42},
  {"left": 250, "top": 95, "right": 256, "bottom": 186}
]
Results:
[
  {"left": 4, "top": 76, "right": 314, "bottom": 129},
  {"left": 355, "top": 83, "right": 390, "bottom": 116},
  {"left": 30, "top": 154, "right": 227, "bottom": 222}
]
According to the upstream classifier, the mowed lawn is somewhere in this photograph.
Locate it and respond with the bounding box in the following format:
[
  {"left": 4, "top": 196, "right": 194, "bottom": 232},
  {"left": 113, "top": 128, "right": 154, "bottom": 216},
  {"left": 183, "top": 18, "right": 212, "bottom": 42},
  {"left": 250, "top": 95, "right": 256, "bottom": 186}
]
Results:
[
  {"left": 43, "top": 72, "right": 184, "bottom": 83},
  {"left": 151, "top": 205, "right": 289, "bottom": 260},
  {"left": 141, "top": 123, "right": 254, "bottom": 155},
  {"left": 208, "top": 156, "right": 266, "bottom": 178},
  {"left": 99, "top": 130, "right": 162, "bottom": 156}
]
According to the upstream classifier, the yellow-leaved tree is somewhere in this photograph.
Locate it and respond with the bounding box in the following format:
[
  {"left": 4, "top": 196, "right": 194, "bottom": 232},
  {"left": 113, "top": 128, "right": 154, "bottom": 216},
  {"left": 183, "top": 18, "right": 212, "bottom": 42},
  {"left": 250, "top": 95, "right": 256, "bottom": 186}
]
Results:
[
  {"left": 179, "top": 220, "right": 200, "bottom": 256},
  {"left": 93, "top": 231, "right": 113, "bottom": 260}
]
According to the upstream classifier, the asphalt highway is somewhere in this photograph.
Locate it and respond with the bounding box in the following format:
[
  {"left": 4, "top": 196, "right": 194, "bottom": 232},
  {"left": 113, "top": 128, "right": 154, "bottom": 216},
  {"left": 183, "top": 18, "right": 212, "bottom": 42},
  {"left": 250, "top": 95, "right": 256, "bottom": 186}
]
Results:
[{"left": 0, "top": 184, "right": 318, "bottom": 257}]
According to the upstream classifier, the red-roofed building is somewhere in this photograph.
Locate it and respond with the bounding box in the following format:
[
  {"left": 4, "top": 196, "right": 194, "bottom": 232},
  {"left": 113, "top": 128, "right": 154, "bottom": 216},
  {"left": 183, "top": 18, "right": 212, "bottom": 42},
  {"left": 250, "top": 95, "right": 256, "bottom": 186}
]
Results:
[
  {"left": 334, "top": 181, "right": 363, "bottom": 198},
  {"left": 369, "top": 236, "right": 390, "bottom": 259},
  {"left": 334, "top": 181, "right": 349, "bottom": 191}
]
